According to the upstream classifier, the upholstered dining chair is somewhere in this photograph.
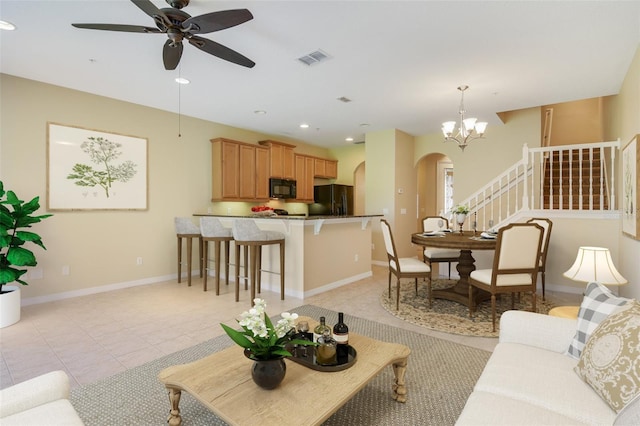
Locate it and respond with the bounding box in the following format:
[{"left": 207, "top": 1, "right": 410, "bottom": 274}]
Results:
[
  {"left": 526, "top": 217, "right": 553, "bottom": 300},
  {"left": 468, "top": 222, "right": 544, "bottom": 332},
  {"left": 421, "top": 216, "right": 459, "bottom": 280},
  {"left": 380, "top": 219, "right": 431, "bottom": 310}
]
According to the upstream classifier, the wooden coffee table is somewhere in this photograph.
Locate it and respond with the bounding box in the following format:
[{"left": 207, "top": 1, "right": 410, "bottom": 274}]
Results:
[{"left": 158, "top": 316, "right": 411, "bottom": 426}]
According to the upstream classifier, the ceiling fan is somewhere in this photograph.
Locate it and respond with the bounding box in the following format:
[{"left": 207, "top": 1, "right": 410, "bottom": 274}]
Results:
[{"left": 72, "top": 0, "right": 255, "bottom": 70}]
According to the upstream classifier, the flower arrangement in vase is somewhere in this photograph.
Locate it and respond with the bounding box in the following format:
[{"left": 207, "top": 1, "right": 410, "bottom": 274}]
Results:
[
  {"left": 451, "top": 205, "right": 470, "bottom": 233},
  {"left": 221, "top": 299, "right": 315, "bottom": 389}
]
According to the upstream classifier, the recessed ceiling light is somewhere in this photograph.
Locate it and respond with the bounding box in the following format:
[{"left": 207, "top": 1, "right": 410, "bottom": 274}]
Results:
[
  {"left": 0, "top": 20, "right": 16, "bottom": 31},
  {"left": 359, "top": 123, "right": 370, "bottom": 128},
  {"left": 175, "top": 77, "right": 190, "bottom": 84},
  {"left": 254, "top": 110, "right": 267, "bottom": 115},
  {"left": 299, "top": 123, "right": 310, "bottom": 129},
  {"left": 345, "top": 137, "right": 354, "bottom": 142}
]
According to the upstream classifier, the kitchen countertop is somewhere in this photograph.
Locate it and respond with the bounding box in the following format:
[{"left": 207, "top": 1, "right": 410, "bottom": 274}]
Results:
[{"left": 193, "top": 214, "right": 383, "bottom": 220}]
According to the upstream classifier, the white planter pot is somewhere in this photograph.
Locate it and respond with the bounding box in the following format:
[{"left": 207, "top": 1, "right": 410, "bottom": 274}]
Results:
[{"left": 0, "top": 285, "right": 21, "bottom": 328}]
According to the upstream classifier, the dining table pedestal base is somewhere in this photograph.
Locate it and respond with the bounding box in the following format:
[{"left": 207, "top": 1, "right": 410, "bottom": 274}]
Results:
[{"left": 432, "top": 249, "right": 491, "bottom": 308}]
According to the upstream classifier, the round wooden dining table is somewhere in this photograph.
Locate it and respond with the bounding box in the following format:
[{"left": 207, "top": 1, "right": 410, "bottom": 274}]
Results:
[{"left": 411, "top": 231, "right": 497, "bottom": 308}]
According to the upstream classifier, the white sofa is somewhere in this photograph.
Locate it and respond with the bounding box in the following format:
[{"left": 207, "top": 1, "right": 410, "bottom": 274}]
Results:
[
  {"left": 456, "top": 310, "right": 640, "bottom": 425},
  {"left": 0, "top": 370, "right": 84, "bottom": 425}
]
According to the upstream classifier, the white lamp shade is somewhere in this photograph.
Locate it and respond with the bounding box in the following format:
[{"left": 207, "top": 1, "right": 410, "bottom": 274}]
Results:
[
  {"left": 475, "top": 121, "right": 488, "bottom": 135},
  {"left": 462, "top": 117, "right": 477, "bottom": 131},
  {"left": 442, "top": 121, "right": 456, "bottom": 136},
  {"left": 563, "top": 246, "right": 627, "bottom": 285}
]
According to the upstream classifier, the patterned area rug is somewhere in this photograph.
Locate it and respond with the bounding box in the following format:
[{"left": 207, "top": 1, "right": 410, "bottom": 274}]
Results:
[
  {"left": 70, "top": 305, "right": 490, "bottom": 426},
  {"left": 380, "top": 279, "right": 554, "bottom": 338}
]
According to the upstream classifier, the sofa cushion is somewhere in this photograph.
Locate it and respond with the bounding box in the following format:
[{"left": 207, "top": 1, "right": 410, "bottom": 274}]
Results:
[
  {"left": 615, "top": 393, "right": 640, "bottom": 425},
  {"left": 575, "top": 301, "right": 640, "bottom": 413},
  {"left": 473, "top": 342, "right": 616, "bottom": 425},
  {"left": 567, "top": 282, "right": 630, "bottom": 359},
  {"left": 456, "top": 390, "right": 588, "bottom": 425},
  {"left": 0, "top": 400, "right": 84, "bottom": 426}
]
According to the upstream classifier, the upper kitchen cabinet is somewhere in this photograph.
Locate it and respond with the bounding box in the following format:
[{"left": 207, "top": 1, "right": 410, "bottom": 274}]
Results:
[
  {"left": 294, "top": 154, "right": 315, "bottom": 203},
  {"left": 259, "top": 140, "right": 296, "bottom": 179},
  {"left": 211, "top": 138, "right": 269, "bottom": 201},
  {"left": 314, "top": 158, "right": 338, "bottom": 179}
]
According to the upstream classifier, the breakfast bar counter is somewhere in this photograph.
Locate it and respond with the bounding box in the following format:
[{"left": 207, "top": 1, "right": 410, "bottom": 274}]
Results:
[{"left": 194, "top": 214, "right": 382, "bottom": 299}]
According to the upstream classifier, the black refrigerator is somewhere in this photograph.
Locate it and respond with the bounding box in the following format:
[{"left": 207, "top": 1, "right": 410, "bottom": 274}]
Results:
[{"left": 309, "top": 184, "right": 354, "bottom": 216}]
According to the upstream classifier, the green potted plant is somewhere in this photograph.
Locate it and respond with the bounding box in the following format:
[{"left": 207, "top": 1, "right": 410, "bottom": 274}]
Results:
[{"left": 0, "top": 181, "right": 52, "bottom": 328}]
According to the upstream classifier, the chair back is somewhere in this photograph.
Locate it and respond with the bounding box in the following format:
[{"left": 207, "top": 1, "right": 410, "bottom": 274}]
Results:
[
  {"left": 492, "top": 222, "right": 544, "bottom": 283},
  {"left": 526, "top": 218, "right": 552, "bottom": 268},
  {"left": 232, "top": 219, "right": 267, "bottom": 241},
  {"left": 421, "top": 216, "right": 449, "bottom": 232},
  {"left": 175, "top": 217, "right": 200, "bottom": 235},
  {"left": 200, "top": 217, "right": 232, "bottom": 238},
  {"left": 380, "top": 219, "right": 399, "bottom": 269}
]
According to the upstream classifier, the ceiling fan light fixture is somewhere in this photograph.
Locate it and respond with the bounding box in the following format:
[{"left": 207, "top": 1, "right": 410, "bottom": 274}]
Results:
[
  {"left": 0, "top": 20, "right": 16, "bottom": 31},
  {"left": 175, "top": 77, "right": 190, "bottom": 84}
]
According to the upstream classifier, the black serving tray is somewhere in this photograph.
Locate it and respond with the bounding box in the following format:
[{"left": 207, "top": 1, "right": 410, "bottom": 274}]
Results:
[{"left": 285, "top": 344, "right": 357, "bottom": 372}]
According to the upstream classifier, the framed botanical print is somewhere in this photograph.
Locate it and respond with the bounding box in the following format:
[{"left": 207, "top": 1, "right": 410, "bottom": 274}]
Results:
[
  {"left": 47, "top": 122, "right": 148, "bottom": 211},
  {"left": 622, "top": 134, "right": 639, "bottom": 240}
]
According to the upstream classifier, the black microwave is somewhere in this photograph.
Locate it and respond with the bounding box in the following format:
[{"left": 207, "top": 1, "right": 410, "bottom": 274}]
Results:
[{"left": 269, "top": 178, "right": 296, "bottom": 199}]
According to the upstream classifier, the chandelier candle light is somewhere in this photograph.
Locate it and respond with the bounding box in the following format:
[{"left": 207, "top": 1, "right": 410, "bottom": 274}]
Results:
[{"left": 442, "top": 85, "right": 488, "bottom": 151}]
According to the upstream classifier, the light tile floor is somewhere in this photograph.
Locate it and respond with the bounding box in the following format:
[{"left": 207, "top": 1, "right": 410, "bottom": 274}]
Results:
[{"left": 0, "top": 265, "right": 581, "bottom": 390}]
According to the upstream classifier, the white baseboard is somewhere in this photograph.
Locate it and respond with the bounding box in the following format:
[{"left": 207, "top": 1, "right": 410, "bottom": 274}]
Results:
[{"left": 21, "top": 273, "right": 181, "bottom": 306}]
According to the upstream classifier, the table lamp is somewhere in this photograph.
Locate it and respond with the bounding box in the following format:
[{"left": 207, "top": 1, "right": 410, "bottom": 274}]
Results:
[
  {"left": 563, "top": 246, "right": 628, "bottom": 286},
  {"left": 550, "top": 246, "right": 627, "bottom": 319}
]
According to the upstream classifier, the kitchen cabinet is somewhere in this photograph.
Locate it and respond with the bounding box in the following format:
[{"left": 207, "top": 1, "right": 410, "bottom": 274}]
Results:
[
  {"left": 314, "top": 158, "right": 338, "bottom": 179},
  {"left": 259, "top": 140, "right": 296, "bottom": 179},
  {"left": 211, "top": 138, "right": 269, "bottom": 201},
  {"left": 294, "top": 154, "right": 315, "bottom": 202}
]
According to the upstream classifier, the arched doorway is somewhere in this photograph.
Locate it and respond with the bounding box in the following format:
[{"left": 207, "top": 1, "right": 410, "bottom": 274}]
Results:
[{"left": 416, "top": 153, "right": 452, "bottom": 229}]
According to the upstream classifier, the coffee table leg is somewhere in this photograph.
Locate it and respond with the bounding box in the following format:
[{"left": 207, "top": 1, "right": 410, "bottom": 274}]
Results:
[
  {"left": 166, "top": 387, "right": 182, "bottom": 426},
  {"left": 392, "top": 358, "right": 408, "bottom": 403}
]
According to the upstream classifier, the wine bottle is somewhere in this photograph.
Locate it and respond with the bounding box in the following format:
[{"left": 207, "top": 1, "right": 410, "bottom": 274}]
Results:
[
  {"left": 313, "top": 316, "right": 331, "bottom": 343},
  {"left": 333, "top": 312, "right": 349, "bottom": 363}
]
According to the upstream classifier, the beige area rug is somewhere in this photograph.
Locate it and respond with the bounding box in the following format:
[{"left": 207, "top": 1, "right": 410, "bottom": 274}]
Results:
[
  {"left": 380, "top": 279, "right": 554, "bottom": 338},
  {"left": 70, "top": 305, "right": 490, "bottom": 426}
]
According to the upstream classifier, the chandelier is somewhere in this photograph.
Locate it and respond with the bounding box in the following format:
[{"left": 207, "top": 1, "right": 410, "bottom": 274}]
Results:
[{"left": 442, "top": 85, "right": 487, "bottom": 151}]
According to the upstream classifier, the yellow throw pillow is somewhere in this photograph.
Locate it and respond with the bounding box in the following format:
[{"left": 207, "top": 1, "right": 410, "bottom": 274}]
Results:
[{"left": 575, "top": 300, "right": 640, "bottom": 413}]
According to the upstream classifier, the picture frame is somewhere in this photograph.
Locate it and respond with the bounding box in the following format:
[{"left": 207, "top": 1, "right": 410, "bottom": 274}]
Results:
[
  {"left": 622, "top": 134, "right": 639, "bottom": 240},
  {"left": 47, "top": 122, "right": 148, "bottom": 211}
]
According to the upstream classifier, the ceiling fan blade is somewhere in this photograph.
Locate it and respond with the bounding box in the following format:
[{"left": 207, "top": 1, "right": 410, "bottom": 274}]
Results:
[
  {"left": 188, "top": 35, "right": 255, "bottom": 68},
  {"left": 131, "top": 0, "right": 172, "bottom": 29},
  {"left": 182, "top": 9, "right": 253, "bottom": 34},
  {"left": 163, "top": 39, "right": 184, "bottom": 70},
  {"left": 72, "top": 23, "right": 161, "bottom": 33}
]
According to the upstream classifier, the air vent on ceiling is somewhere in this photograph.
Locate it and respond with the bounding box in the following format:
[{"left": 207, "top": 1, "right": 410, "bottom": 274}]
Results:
[
  {"left": 354, "top": 140, "right": 365, "bottom": 144},
  {"left": 297, "top": 49, "right": 331, "bottom": 66}
]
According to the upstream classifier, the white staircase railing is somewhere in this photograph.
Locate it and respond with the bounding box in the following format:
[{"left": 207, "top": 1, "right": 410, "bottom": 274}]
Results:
[{"left": 458, "top": 140, "right": 621, "bottom": 231}]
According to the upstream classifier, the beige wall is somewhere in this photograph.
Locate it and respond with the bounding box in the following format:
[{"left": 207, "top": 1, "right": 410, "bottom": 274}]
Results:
[
  {"left": 0, "top": 74, "right": 332, "bottom": 301},
  {"left": 542, "top": 97, "right": 606, "bottom": 145},
  {"left": 605, "top": 44, "right": 640, "bottom": 300}
]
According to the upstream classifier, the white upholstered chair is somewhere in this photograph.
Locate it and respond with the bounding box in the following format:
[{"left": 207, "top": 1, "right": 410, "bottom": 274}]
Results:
[
  {"left": 421, "top": 216, "right": 459, "bottom": 280},
  {"left": 468, "top": 222, "right": 544, "bottom": 332},
  {"left": 174, "top": 217, "right": 203, "bottom": 287},
  {"left": 232, "top": 220, "right": 285, "bottom": 305},
  {"left": 200, "top": 217, "right": 233, "bottom": 294},
  {"left": 380, "top": 219, "right": 431, "bottom": 310},
  {"left": 525, "top": 217, "right": 553, "bottom": 300}
]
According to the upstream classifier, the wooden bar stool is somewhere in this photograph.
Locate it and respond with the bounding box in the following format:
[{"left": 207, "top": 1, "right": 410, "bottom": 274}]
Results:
[
  {"left": 200, "top": 217, "right": 233, "bottom": 294},
  {"left": 174, "top": 217, "right": 203, "bottom": 287},
  {"left": 232, "top": 220, "right": 285, "bottom": 305}
]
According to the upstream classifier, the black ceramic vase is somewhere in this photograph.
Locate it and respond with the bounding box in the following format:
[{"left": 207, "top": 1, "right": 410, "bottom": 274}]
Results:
[{"left": 245, "top": 349, "right": 286, "bottom": 390}]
